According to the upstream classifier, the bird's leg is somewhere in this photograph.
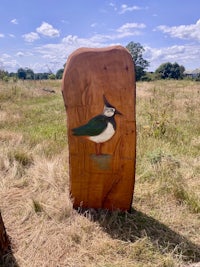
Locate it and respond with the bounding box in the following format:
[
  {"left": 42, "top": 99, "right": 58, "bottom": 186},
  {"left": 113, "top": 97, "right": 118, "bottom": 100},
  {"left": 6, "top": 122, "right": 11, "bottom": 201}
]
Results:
[
  {"left": 95, "top": 143, "right": 99, "bottom": 155},
  {"left": 95, "top": 143, "right": 102, "bottom": 156},
  {"left": 99, "top": 143, "right": 102, "bottom": 155}
]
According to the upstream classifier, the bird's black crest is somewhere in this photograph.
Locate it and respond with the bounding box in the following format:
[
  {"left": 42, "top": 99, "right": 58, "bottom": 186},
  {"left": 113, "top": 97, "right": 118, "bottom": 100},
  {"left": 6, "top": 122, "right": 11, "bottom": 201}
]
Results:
[{"left": 103, "top": 95, "right": 113, "bottom": 108}]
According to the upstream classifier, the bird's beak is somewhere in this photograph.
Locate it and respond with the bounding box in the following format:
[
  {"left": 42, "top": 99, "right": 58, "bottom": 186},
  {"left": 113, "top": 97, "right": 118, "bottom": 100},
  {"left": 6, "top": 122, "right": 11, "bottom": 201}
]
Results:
[{"left": 115, "top": 109, "right": 123, "bottom": 115}]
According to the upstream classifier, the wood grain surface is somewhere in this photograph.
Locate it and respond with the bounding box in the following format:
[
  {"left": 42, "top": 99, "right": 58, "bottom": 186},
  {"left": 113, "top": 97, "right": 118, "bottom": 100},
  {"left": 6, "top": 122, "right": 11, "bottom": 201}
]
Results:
[{"left": 62, "top": 45, "right": 136, "bottom": 211}]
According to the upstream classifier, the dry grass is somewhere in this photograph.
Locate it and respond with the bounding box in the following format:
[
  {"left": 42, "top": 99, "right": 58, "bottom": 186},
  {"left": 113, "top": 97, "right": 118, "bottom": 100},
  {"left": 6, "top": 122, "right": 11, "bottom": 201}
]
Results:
[{"left": 0, "top": 79, "right": 200, "bottom": 267}]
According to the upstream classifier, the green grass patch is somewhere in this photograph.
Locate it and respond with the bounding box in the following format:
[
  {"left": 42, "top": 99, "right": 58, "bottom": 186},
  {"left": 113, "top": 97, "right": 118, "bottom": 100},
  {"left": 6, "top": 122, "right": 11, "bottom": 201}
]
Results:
[{"left": 0, "top": 81, "right": 67, "bottom": 155}]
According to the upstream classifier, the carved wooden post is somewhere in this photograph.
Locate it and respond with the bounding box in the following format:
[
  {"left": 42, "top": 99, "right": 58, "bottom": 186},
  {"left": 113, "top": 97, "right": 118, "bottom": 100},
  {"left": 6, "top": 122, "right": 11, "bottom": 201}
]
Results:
[
  {"left": 62, "top": 45, "right": 136, "bottom": 211},
  {"left": 0, "top": 212, "right": 10, "bottom": 258}
]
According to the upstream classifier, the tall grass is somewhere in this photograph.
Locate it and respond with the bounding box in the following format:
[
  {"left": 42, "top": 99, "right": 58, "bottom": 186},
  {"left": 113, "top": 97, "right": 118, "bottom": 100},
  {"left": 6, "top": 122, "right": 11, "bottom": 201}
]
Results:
[{"left": 0, "top": 79, "right": 200, "bottom": 266}]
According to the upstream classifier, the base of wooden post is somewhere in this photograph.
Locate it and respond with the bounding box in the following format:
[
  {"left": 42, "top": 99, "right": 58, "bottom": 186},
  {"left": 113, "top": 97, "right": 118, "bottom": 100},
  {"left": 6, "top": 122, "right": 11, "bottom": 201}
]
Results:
[{"left": 0, "top": 212, "right": 10, "bottom": 258}]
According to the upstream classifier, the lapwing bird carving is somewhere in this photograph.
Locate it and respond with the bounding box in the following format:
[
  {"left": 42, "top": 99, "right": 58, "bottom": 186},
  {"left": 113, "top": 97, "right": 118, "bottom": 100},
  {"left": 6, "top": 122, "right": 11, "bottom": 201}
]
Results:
[{"left": 72, "top": 95, "right": 122, "bottom": 155}]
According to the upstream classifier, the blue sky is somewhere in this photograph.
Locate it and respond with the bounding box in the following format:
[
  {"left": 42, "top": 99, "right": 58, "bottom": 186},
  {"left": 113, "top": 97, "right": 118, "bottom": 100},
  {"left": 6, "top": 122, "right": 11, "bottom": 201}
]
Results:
[{"left": 1, "top": 0, "right": 200, "bottom": 73}]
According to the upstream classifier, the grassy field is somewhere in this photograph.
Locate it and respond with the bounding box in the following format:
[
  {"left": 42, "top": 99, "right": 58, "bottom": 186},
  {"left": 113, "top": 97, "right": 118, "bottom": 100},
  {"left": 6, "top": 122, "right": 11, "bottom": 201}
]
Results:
[{"left": 0, "top": 79, "right": 200, "bottom": 267}]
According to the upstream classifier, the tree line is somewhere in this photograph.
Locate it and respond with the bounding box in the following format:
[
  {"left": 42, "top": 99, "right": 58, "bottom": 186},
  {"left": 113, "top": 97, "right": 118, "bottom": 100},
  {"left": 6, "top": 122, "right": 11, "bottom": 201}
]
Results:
[
  {"left": 126, "top": 42, "right": 187, "bottom": 81},
  {"left": 0, "top": 42, "right": 197, "bottom": 82},
  {"left": 0, "top": 67, "right": 64, "bottom": 81}
]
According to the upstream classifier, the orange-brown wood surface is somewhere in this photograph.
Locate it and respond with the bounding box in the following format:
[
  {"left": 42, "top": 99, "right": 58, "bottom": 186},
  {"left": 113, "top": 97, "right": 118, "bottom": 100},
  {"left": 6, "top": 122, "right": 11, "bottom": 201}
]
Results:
[{"left": 62, "top": 45, "right": 136, "bottom": 211}]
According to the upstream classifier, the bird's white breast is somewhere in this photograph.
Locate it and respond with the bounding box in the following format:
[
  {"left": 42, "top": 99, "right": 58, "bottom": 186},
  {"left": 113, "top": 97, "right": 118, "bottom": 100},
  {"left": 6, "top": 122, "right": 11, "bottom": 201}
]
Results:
[{"left": 88, "top": 122, "right": 115, "bottom": 143}]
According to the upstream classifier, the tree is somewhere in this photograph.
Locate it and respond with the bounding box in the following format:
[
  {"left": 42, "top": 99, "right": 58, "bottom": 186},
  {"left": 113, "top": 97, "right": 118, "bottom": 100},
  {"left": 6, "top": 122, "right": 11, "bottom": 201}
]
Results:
[
  {"left": 48, "top": 73, "right": 56, "bottom": 80},
  {"left": 195, "top": 73, "right": 200, "bottom": 82},
  {"left": 0, "top": 69, "right": 9, "bottom": 80},
  {"left": 126, "top": 42, "right": 149, "bottom": 81},
  {"left": 155, "top": 62, "right": 185, "bottom": 79},
  {"left": 56, "top": 68, "right": 64, "bottom": 79},
  {"left": 17, "top": 68, "right": 26, "bottom": 79},
  {"left": 34, "top": 72, "right": 50, "bottom": 80},
  {"left": 17, "top": 68, "right": 35, "bottom": 80},
  {"left": 25, "top": 68, "right": 34, "bottom": 80},
  {"left": 3, "top": 76, "right": 9, "bottom": 82}
]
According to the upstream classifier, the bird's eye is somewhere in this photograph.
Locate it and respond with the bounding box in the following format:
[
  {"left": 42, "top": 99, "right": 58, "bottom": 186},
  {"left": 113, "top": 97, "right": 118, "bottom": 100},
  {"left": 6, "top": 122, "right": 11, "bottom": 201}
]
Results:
[{"left": 104, "top": 107, "right": 115, "bottom": 116}]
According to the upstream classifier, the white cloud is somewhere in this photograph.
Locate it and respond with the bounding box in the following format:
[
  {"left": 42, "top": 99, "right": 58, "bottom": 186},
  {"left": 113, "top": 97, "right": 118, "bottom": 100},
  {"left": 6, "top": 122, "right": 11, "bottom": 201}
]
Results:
[
  {"left": 109, "top": 2, "right": 116, "bottom": 8},
  {"left": 0, "top": 57, "right": 19, "bottom": 71},
  {"left": 16, "top": 52, "right": 25, "bottom": 57},
  {"left": 144, "top": 44, "right": 200, "bottom": 71},
  {"left": 117, "top": 22, "right": 146, "bottom": 32},
  {"left": 61, "top": 19, "right": 69, "bottom": 24},
  {"left": 36, "top": 22, "right": 60, "bottom": 37},
  {"left": 109, "top": 2, "right": 117, "bottom": 11},
  {"left": 62, "top": 35, "right": 79, "bottom": 45},
  {"left": 116, "top": 22, "right": 146, "bottom": 38},
  {"left": 33, "top": 21, "right": 147, "bottom": 73},
  {"left": 22, "top": 32, "right": 40, "bottom": 42},
  {"left": 33, "top": 34, "right": 108, "bottom": 73},
  {"left": 16, "top": 51, "right": 34, "bottom": 57},
  {"left": 73, "top": 22, "right": 146, "bottom": 43},
  {"left": 10, "top": 19, "right": 18, "bottom": 25},
  {"left": 9, "top": 34, "right": 15, "bottom": 38},
  {"left": 22, "top": 22, "right": 59, "bottom": 43},
  {"left": 90, "top": 23, "right": 97, "bottom": 28},
  {"left": 119, "top": 4, "right": 142, "bottom": 14},
  {"left": 156, "top": 19, "right": 200, "bottom": 42},
  {"left": 0, "top": 33, "right": 5, "bottom": 38},
  {"left": 30, "top": 21, "right": 147, "bottom": 72},
  {"left": 4, "top": 18, "right": 200, "bottom": 73},
  {"left": 2, "top": 54, "right": 11, "bottom": 59},
  {"left": 22, "top": 41, "right": 200, "bottom": 73}
]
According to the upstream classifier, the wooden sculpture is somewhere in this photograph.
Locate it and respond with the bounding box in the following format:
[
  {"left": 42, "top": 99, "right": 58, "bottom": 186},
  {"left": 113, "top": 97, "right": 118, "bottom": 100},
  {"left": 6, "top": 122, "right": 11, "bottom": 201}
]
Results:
[
  {"left": 62, "top": 45, "right": 136, "bottom": 211},
  {"left": 0, "top": 212, "right": 10, "bottom": 258}
]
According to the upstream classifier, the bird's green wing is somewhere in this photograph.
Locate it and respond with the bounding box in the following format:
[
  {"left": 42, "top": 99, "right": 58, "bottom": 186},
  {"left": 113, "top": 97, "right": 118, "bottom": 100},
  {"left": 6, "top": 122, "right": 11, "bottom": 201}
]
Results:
[{"left": 72, "top": 115, "right": 107, "bottom": 136}]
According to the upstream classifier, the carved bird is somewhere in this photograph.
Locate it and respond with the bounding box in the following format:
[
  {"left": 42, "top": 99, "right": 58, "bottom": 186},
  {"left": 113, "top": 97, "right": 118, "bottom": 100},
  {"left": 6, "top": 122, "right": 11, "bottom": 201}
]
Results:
[{"left": 72, "top": 95, "right": 122, "bottom": 155}]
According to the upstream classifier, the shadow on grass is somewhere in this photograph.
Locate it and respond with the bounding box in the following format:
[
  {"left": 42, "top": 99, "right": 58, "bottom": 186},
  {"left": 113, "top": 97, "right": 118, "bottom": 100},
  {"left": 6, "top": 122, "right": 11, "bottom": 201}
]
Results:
[
  {"left": 0, "top": 213, "right": 19, "bottom": 267},
  {"left": 79, "top": 208, "right": 200, "bottom": 263},
  {"left": 0, "top": 253, "right": 19, "bottom": 267},
  {"left": 0, "top": 235, "right": 19, "bottom": 267}
]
